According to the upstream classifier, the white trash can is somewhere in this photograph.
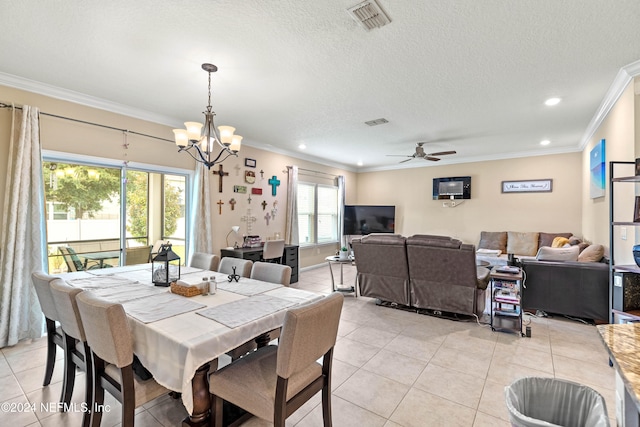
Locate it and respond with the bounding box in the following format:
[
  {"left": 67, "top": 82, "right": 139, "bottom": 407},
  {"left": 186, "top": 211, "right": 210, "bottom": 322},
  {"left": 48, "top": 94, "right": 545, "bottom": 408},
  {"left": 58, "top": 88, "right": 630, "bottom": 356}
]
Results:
[{"left": 505, "top": 377, "right": 609, "bottom": 427}]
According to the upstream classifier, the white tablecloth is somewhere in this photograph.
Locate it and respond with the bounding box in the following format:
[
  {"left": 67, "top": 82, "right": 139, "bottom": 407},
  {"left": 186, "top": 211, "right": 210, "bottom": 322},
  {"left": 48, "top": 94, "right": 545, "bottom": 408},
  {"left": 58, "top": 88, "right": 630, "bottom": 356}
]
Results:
[{"left": 62, "top": 264, "right": 322, "bottom": 414}]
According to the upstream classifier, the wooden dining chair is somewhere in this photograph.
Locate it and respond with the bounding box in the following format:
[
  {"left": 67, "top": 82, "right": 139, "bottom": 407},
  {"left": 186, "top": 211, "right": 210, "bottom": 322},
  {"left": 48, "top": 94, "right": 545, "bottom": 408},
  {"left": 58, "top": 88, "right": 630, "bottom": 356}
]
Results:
[
  {"left": 31, "top": 271, "right": 64, "bottom": 387},
  {"left": 261, "top": 239, "right": 285, "bottom": 264},
  {"left": 49, "top": 279, "right": 91, "bottom": 427},
  {"left": 75, "top": 291, "right": 168, "bottom": 427},
  {"left": 210, "top": 293, "right": 344, "bottom": 427},
  {"left": 250, "top": 262, "right": 292, "bottom": 286},
  {"left": 190, "top": 252, "right": 220, "bottom": 271},
  {"left": 218, "top": 257, "right": 253, "bottom": 277}
]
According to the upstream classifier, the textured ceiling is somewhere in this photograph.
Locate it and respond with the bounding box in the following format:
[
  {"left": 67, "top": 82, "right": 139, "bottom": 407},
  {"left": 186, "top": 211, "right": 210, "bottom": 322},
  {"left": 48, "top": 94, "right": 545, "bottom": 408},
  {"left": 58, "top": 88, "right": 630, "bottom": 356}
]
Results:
[{"left": 1, "top": 1, "right": 640, "bottom": 171}]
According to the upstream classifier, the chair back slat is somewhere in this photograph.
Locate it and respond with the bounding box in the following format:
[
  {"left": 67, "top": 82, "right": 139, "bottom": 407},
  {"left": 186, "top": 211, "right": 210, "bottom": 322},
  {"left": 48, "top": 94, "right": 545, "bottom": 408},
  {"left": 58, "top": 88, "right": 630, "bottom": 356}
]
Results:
[
  {"left": 276, "top": 293, "right": 343, "bottom": 379},
  {"left": 218, "top": 257, "right": 253, "bottom": 277},
  {"left": 31, "top": 271, "right": 60, "bottom": 321},
  {"left": 250, "top": 262, "right": 291, "bottom": 286},
  {"left": 76, "top": 291, "right": 133, "bottom": 368},
  {"left": 49, "top": 279, "right": 86, "bottom": 341},
  {"left": 190, "top": 252, "right": 220, "bottom": 271},
  {"left": 262, "top": 240, "right": 285, "bottom": 261}
]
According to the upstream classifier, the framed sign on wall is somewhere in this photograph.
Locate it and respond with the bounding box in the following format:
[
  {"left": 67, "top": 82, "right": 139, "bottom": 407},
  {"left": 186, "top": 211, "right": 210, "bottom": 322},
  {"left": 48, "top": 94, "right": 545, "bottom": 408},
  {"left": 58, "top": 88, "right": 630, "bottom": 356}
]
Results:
[{"left": 501, "top": 179, "right": 553, "bottom": 193}]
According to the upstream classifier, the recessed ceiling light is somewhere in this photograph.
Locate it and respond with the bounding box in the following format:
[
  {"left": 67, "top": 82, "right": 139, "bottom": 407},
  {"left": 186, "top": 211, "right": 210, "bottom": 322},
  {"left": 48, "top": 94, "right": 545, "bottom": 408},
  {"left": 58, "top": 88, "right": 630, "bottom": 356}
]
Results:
[
  {"left": 298, "top": 144, "right": 306, "bottom": 150},
  {"left": 544, "top": 97, "right": 561, "bottom": 106},
  {"left": 540, "top": 140, "right": 551, "bottom": 146}
]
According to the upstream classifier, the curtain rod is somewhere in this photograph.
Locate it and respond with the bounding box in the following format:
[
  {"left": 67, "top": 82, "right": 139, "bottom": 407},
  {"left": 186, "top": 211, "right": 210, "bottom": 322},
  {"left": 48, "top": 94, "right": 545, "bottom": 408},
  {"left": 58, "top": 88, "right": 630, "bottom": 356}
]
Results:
[
  {"left": 285, "top": 166, "right": 339, "bottom": 178},
  {"left": 0, "top": 102, "right": 174, "bottom": 143}
]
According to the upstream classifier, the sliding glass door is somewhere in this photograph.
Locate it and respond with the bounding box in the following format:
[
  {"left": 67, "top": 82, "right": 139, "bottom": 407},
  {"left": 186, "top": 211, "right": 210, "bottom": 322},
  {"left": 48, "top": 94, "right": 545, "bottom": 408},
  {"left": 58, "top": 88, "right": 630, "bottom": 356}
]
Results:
[{"left": 44, "top": 158, "right": 189, "bottom": 273}]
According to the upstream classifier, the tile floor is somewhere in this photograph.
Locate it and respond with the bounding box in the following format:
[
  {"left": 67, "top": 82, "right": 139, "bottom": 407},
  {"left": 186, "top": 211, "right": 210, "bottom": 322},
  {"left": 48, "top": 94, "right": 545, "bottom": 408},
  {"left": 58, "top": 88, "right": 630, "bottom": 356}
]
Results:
[{"left": 0, "top": 263, "right": 617, "bottom": 426}]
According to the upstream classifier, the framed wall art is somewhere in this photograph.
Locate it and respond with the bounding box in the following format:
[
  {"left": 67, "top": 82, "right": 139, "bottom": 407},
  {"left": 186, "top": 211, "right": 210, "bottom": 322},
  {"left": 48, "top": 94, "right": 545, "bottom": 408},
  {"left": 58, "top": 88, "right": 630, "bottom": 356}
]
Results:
[
  {"left": 590, "top": 139, "right": 605, "bottom": 199},
  {"left": 502, "top": 179, "right": 552, "bottom": 193},
  {"left": 245, "top": 158, "right": 256, "bottom": 168}
]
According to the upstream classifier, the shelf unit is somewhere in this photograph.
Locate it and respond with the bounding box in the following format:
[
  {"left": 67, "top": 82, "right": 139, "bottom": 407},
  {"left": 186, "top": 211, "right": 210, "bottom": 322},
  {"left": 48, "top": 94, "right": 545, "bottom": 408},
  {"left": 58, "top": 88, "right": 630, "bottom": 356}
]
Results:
[
  {"left": 490, "top": 268, "right": 524, "bottom": 336},
  {"left": 609, "top": 161, "right": 640, "bottom": 324}
]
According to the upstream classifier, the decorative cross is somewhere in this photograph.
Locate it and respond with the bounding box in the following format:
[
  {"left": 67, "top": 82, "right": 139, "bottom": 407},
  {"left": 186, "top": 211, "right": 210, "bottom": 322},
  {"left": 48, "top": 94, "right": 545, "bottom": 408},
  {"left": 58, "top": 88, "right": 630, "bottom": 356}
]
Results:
[
  {"left": 261, "top": 200, "right": 268, "bottom": 211},
  {"left": 272, "top": 201, "right": 278, "bottom": 219},
  {"left": 233, "top": 163, "right": 241, "bottom": 176},
  {"left": 214, "top": 164, "right": 229, "bottom": 193},
  {"left": 229, "top": 198, "right": 236, "bottom": 210},
  {"left": 264, "top": 212, "right": 271, "bottom": 225},
  {"left": 241, "top": 209, "right": 257, "bottom": 234},
  {"left": 268, "top": 175, "right": 280, "bottom": 196},
  {"left": 247, "top": 194, "right": 252, "bottom": 204},
  {"left": 216, "top": 199, "right": 224, "bottom": 215},
  {"left": 260, "top": 169, "right": 264, "bottom": 180}
]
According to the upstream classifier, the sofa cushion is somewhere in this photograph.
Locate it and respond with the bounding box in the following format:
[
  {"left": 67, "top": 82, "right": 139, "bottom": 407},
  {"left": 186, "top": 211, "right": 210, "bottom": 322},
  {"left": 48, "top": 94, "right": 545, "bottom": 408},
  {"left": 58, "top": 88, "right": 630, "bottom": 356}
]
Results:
[
  {"left": 507, "top": 232, "right": 539, "bottom": 256},
  {"left": 478, "top": 231, "right": 507, "bottom": 253},
  {"left": 551, "top": 237, "right": 570, "bottom": 248},
  {"left": 578, "top": 244, "right": 605, "bottom": 262},
  {"left": 538, "top": 232, "right": 573, "bottom": 248},
  {"left": 535, "top": 245, "right": 579, "bottom": 261}
]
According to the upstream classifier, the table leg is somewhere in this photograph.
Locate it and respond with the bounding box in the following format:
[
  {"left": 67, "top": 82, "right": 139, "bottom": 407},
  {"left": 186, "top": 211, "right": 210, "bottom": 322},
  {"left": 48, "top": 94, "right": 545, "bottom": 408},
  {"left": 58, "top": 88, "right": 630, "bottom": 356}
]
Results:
[
  {"left": 327, "top": 261, "right": 336, "bottom": 291},
  {"left": 182, "top": 362, "right": 211, "bottom": 427},
  {"left": 339, "top": 262, "right": 344, "bottom": 285}
]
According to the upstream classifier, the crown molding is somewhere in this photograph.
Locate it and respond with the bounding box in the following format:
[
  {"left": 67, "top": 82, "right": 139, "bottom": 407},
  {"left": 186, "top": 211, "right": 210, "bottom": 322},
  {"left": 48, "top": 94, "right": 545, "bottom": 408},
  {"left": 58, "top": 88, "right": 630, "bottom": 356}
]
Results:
[
  {"left": 579, "top": 60, "right": 640, "bottom": 150},
  {"left": 0, "top": 71, "right": 182, "bottom": 128}
]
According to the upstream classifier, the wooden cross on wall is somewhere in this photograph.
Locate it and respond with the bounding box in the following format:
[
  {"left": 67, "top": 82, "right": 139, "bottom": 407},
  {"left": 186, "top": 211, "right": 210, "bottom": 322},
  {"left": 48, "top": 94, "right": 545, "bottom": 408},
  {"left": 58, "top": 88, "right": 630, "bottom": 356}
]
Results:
[
  {"left": 261, "top": 200, "right": 267, "bottom": 211},
  {"left": 217, "top": 199, "right": 224, "bottom": 215},
  {"left": 214, "top": 164, "right": 229, "bottom": 193},
  {"left": 268, "top": 175, "right": 280, "bottom": 196},
  {"left": 229, "top": 198, "right": 236, "bottom": 210}
]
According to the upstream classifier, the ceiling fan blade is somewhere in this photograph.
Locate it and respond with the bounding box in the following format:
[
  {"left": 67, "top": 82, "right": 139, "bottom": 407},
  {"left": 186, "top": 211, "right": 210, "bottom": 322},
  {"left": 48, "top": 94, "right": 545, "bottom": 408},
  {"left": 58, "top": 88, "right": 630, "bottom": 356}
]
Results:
[
  {"left": 426, "top": 150, "right": 456, "bottom": 156},
  {"left": 386, "top": 154, "right": 413, "bottom": 157},
  {"left": 424, "top": 156, "right": 441, "bottom": 161},
  {"left": 399, "top": 158, "right": 414, "bottom": 163}
]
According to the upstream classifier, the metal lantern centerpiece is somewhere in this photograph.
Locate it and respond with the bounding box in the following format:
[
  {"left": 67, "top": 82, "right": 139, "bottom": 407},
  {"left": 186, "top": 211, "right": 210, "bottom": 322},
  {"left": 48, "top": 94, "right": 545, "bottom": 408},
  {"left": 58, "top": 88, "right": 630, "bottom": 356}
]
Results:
[{"left": 152, "top": 243, "right": 181, "bottom": 287}]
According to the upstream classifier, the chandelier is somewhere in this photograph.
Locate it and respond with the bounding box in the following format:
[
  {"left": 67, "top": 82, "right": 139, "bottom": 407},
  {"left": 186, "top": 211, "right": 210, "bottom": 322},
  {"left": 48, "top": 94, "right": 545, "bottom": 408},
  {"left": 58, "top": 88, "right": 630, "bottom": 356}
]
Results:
[{"left": 173, "top": 63, "right": 242, "bottom": 169}]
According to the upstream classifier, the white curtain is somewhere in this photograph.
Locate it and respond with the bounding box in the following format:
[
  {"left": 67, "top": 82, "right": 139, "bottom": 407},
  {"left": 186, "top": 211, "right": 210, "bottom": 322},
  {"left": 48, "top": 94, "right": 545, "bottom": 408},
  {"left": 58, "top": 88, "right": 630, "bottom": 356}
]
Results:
[
  {"left": 188, "top": 163, "right": 214, "bottom": 259},
  {"left": 284, "top": 166, "right": 299, "bottom": 245},
  {"left": 0, "top": 105, "right": 46, "bottom": 347},
  {"left": 337, "top": 175, "right": 346, "bottom": 246}
]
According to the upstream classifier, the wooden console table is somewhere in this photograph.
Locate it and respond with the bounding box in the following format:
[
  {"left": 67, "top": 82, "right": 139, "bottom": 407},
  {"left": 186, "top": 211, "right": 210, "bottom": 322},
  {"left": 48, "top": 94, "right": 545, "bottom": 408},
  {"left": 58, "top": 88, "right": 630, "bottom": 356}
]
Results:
[{"left": 220, "top": 245, "right": 299, "bottom": 283}]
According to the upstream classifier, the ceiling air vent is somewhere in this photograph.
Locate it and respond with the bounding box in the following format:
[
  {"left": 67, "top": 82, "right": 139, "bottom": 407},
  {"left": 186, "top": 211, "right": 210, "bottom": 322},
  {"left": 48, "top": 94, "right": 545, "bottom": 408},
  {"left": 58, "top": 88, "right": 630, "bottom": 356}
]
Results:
[
  {"left": 347, "top": 0, "right": 391, "bottom": 31},
  {"left": 365, "top": 118, "right": 389, "bottom": 126}
]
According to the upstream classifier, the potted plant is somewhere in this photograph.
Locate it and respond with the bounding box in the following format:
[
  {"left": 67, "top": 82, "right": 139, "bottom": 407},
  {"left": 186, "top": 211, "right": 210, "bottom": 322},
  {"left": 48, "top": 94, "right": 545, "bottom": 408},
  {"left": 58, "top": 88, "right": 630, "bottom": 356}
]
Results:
[{"left": 339, "top": 246, "right": 349, "bottom": 260}]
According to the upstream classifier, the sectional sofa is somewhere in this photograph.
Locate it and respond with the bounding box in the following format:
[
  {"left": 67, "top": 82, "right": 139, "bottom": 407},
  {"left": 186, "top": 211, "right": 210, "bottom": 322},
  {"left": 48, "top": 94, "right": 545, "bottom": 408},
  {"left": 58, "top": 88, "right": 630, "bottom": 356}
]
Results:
[{"left": 351, "top": 234, "right": 490, "bottom": 318}]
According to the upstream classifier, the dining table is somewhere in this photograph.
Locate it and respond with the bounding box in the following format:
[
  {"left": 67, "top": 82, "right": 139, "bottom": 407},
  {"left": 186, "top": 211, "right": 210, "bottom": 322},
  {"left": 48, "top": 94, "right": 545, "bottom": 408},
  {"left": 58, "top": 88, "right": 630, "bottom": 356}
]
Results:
[
  {"left": 81, "top": 250, "right": 122, "bottom": 268},
  {"left": 58, "top": 263, "right": 322, "bottom": 426}
]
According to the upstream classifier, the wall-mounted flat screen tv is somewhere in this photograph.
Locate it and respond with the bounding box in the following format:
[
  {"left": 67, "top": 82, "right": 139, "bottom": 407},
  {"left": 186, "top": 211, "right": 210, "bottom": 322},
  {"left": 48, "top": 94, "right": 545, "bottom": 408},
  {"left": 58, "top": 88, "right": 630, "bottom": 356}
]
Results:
[
  {"left": 343, "top": 205, "right": 395, "bottom": 235},
  {"left": 432, "top": 176, "right": 471, "bottom": 200}
]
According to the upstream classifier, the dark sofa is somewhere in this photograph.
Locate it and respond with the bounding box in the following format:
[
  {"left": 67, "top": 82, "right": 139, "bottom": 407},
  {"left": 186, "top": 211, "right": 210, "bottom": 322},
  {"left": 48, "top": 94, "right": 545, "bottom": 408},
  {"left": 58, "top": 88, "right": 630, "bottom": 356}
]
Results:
[{"left": 520, "top": 259, "right": 609, "bottom": 322}]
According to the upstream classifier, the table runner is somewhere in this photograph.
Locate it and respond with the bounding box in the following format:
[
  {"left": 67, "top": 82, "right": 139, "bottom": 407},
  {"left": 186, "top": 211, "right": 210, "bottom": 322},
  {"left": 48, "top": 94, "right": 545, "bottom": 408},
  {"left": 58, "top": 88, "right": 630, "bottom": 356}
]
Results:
[
  {"left": 217, "top": 278, "right": 282, "bottom": 296},
  {"left": 67, "top": 275, "right": 138, "bottom": 289},
  {"left": 197, "top": 294, "right": 296, "bottom": 328},
  {"left": 124, "top": 292, "right": 206, "bottom": 323},
  {"left": 92, "top": 284, "right": 166, "bottom": 304}
]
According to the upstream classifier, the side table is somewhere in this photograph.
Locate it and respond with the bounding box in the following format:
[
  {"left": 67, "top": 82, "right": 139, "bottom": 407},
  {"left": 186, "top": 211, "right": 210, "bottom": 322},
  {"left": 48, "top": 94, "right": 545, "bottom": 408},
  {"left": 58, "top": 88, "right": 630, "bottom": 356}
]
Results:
[{"left": 325, "top": 255, "right": 357, "bottom": 297}]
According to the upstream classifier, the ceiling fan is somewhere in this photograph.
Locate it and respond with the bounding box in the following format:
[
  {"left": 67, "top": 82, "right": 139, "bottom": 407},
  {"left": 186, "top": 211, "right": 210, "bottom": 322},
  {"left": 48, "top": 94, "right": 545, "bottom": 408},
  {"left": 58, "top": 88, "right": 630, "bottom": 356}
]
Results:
[{"left": 387, "top": 142, "right": 457, "bottom": 163}]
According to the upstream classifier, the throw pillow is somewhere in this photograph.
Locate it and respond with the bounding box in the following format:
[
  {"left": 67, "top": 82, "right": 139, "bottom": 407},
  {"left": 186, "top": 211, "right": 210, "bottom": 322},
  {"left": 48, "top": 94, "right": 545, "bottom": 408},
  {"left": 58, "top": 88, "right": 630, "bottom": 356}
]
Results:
[
  {"left": 535, "top": 246, "right": 580, "bottom": 261},
  {"left": 478, "top": 231, "right": 507, "bottom": 253},
  {"left": 551, "top": 237, "right": 570, "bottom": 248},
  {"left": 538, "top": 232, "right": 573, "bottom": 249},
  {"left": 578, "top": 244, "right": 605, "bottom": 262},
  {"left": 507, "top": 231, "right": 540, "bottom": 256}
]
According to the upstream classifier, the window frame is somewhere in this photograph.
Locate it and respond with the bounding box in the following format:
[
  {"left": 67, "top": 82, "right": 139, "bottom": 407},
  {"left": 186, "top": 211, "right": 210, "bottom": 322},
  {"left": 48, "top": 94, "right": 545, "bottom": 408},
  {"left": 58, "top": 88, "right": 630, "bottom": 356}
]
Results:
[
  {"left": 42, "top": 150, "right": 193, "bottom": 266},
  {"left": 297, "top": 180, "right": 339, "bottom": 247}
]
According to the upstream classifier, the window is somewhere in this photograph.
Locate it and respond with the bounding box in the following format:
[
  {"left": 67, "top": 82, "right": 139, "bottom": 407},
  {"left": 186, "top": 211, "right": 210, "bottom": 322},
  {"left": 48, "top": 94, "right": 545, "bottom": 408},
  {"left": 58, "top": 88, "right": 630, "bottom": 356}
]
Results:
[
  {"left": 297, "top": 182, "right": 338, "bottom": 245},
  {"left": 43, "top": 156, "right": 190, "bottom": 273}
]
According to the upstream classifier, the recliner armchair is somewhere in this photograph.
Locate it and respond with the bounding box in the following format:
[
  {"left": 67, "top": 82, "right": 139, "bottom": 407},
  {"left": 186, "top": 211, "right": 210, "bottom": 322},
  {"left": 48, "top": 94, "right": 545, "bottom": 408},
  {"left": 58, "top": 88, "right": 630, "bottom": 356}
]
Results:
[
  {"left": 406, "top": 235, "right": 489, "bottom": 317},
  {"left": 351, "top": 234, "right": 410, "bottom": 306}
]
